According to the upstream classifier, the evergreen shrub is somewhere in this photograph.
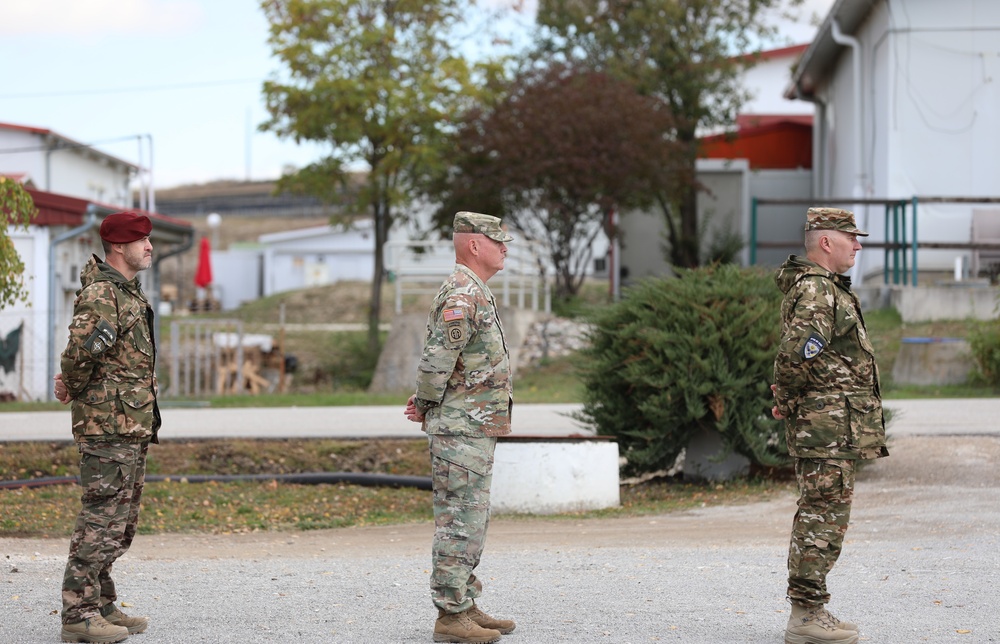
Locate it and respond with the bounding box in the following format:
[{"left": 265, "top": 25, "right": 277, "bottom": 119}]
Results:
[
  {"left": 967, "top": 321, "right": 1000, "bottom": 388},
  {"left": 577, "top": 264, "right": 789, "bottom": 476}
]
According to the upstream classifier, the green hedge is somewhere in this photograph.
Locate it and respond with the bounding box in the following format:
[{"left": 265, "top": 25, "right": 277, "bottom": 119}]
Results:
[
  {"left": 577, "top": 265, "right": 789, "bottom": 476},
  {"left": 968, "top": 320, "right": 1000, "bottom": 388}
]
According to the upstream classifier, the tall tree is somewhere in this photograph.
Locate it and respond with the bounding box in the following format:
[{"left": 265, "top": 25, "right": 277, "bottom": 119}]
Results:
[
  {"left": 0, "top": 177, "right": 37, "bottom": 310},
  {"left": 432, "top": 63, "right": 683, "bottom": 300},
  {"left": 260, "top": 0, "right": 502, "bottom": 353},
  {"left": 536, "top": 0, "right": 800, "bottom": 269}
]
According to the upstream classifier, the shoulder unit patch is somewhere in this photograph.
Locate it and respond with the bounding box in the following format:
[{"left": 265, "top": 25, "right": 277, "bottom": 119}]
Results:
[{"left": 800, "top": 332, "right": 827, "bottom": 360}]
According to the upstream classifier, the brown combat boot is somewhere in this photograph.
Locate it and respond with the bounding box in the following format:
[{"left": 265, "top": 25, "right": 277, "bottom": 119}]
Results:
[
  {"left": 434, "top": 608, "right": 502, "bottom": 643},
  {"left": 785, "top": 602, "right": 858, "bottom": 644},
  {"left": 61, "top": 615, "right": 129, "bottom": 643},
  {"left": 467, "top": 603, "right": 515, "bottom": 634},
  {"left": 103, "top": 604, "right": 149, "bottom": 634}
]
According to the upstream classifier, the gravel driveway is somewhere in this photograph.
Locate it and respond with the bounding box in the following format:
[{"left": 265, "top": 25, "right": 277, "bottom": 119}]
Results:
[{"left": 2, "top": 433, "right": 999, "bottom": 643}]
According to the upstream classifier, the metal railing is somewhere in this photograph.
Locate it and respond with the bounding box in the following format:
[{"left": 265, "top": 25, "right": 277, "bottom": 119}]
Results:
[
  {"left": 751, "top": 196, "right": 1000, "bottom": 286},
  {"left": 384, "top": 238, "right": 551, "bottom": 313}
]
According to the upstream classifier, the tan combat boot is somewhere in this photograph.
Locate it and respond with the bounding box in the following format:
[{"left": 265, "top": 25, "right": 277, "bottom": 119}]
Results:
[
  {"left": 819, "top": 606, "right": 857, "bottom": 632},
  {"left": 434, "top": 608, "right": 502, "bottom": 643},
  {"left": 468, "top": 602, "right": 516, "bottom": 634},
  {"left": 103, "top": 605, "right": 149, "bottom": 634},
  {"left": 785, "top": 602, "right": 858, "bottom": 644},
  {"left": 61, "top": 615, "right": 129, "bottom": 643}
]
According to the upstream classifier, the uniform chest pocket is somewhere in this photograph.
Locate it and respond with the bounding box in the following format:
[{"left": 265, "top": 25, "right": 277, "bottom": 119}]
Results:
[{"left": 119, "top": 301, "right": 152, "bottom": 358}]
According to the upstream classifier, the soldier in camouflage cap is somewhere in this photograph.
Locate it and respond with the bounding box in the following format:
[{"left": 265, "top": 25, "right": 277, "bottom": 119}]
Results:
[
  {"left": 770, "top": 207, "right": 887, "bottom": 644},
  {"left": 404, "top": 211, "right": 515, "bottom": 643},
  {"left": 804, "top": 207, "right": 869, "bottom": 236},
  {"left": 53, "top": 211, "right": 161, "bottom": 643}
]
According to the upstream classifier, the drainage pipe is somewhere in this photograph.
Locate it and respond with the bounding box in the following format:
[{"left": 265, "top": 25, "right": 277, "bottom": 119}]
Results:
[
  {"left": 46, "top": 205, "right": 100, "bottom": 401},
  {"left": 0, "top": 472, "right": 432, "bottom": 491}
]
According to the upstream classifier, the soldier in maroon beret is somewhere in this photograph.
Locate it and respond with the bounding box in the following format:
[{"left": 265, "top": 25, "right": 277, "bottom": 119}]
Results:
[
  {"left": 52, "top": 210, "right": 159, "bottom": 642},
  {"left": 98, "top": 211, "right": 152, "bottom": 244}
]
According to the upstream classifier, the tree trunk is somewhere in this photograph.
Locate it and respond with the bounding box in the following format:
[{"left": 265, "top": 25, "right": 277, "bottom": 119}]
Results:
[{"left": 368, "top": 203, "right": 387, "bottom": 356}]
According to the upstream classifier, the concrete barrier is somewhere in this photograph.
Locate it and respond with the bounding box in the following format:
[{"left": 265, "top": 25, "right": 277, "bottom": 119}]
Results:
[
  {"left": 492, "top": 436, "right": 620, "bottom": 514},
  {"left": 892, "top": 337, "right": 974, "bottom": 386}
]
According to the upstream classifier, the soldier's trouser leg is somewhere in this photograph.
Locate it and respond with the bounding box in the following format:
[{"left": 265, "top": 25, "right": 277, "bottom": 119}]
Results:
[
  {"left": 97, "top": 442, "right": 148, "bottom": 612},
  {"left": 787, "top": 458, "right": 856, "bottom": 607},
  {"left": 429, "top": 435, "right": 495, "bottom": 614},
  {"left": 62, "top": 442, "right": 145, "bottom": 624}
]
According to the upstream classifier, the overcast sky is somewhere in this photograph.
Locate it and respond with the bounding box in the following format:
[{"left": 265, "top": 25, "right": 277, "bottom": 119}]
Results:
[{"left": 0, "top": 0, "right": 836, "bottom": 190}]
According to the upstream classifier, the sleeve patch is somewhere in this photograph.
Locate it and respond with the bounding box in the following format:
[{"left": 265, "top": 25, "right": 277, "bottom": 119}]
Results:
[
  {"left": 800, "top": 332, "right": 827, "bottom": 360},
  {"left": 446, "top": 323, "right": 466, "bottom": 346},
  {"left": 443, "top": 308, "right": 464, "bottom": 322},
  {"left": 83, "top": 319, "right": 117, "bottom": 355}
]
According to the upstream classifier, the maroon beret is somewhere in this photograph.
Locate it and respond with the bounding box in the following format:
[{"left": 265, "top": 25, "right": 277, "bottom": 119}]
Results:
[{"left": 99, "top": 212, "right": 152, "bottom": 243}]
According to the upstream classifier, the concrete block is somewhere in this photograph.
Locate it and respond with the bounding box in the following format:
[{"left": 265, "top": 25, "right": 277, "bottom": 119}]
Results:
[
  {"left": 683, "top": 428, "right": 750, "bottom": 481},
  {"left": 889, "top": 285, "right": 1000, "bottom": 322},
  {"left": 492, "top": 438, "right": 620, "bottom": 514},
  {"left": 892, "top": 337, "right": 973, "bottom": 386}
]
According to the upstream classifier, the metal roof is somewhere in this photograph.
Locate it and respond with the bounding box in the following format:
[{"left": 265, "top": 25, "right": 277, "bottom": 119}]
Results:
[{"left": 0, "top": 121, "right": 138, "bottom": 171}]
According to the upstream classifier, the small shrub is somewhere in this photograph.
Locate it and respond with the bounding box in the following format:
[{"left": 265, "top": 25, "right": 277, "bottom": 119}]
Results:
[
  {"left": 576, "top": 264, "right": 788, "bottom": 476},
  {"left": 967, "top": 320, "right": 1000, "bottom": 388}
]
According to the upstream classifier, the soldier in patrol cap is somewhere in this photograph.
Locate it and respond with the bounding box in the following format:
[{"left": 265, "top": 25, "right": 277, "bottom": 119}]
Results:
[
  {"left": 770, "top": 207, "right": 888, "bottom": 644},
  {"left": 53, "top": 211, "right": 161, "bottom": 643},
  {"left": 404, "top": 211, "right": 515, "bottom": 643}
]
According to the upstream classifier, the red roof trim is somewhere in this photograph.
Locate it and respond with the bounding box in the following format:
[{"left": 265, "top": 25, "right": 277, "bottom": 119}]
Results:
[
  {"left": 734, "top": 43, "right": 810, "bottom": 63},
  {"left": 24, "top": 187, "right": 193, "bottom": 230}
]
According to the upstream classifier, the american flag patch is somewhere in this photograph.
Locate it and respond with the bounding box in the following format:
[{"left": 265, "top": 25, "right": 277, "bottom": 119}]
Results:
[{"left": 443, "top": 308, "right": 464, "bottom": 322}]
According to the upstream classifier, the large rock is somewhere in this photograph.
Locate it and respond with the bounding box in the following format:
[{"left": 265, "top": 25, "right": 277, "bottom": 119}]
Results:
[{"left": 368, "top": 307, "right": 543, "bottom": 393}]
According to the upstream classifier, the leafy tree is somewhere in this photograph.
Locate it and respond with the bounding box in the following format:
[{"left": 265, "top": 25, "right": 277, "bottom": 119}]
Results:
[
  {"left": 536, "top": 0, "right": 801, "bottom": 269},
  {"left": 431, "top": 63, "right": 684, "bottom": 301},
  {"left": 576, "top": 265, "right": 787, "bottom": 476},
  {"left": 0, "top": 177, "right": 37, "bottom": 310},
  {"left": 260, "top": 0, "right": 503, "bottom": 353}
]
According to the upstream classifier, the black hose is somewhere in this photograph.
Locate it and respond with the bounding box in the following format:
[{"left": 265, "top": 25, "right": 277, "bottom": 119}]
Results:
[{"left": 0, "top": 472, "right": 431, "bottom": 491}]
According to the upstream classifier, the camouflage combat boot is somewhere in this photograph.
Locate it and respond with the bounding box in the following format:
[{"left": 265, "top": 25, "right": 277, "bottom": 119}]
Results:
[
  {"left": 785, "top": 602, "right": 858, "bottom": 644},
  {"left": 60, "top": 615, "right": 129, "bottom": 643},
  {"left": 102, "top": 604, "right": 149, "bottom": 634},
  {"left": 434, "top": 608, "right": 501, "bottom": 643},
  {"left": 467, "top": 602, "right": 515, "bottom": 634}
]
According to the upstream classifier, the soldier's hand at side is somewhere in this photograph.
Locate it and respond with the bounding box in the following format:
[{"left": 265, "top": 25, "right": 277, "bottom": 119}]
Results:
[
  {"left": 769, "top": 384, "right": 784, "bottom": 420},
  {"left": 404, "top": 394, "right": 424, "bottom": 423},
  {"left": 53, "top": 374, "right": 71, "bottom": 405}
]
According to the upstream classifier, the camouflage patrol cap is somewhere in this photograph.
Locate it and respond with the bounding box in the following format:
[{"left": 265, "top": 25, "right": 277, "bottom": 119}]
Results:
[
  {"left": 805, "top": 207, "right": 868, "bottom": 236},
  {"left": 453, "top": 211, "right": 514, "bottom": 243},
  {"left": 100, "top": 211, "right": 152, "bottom": 243}
]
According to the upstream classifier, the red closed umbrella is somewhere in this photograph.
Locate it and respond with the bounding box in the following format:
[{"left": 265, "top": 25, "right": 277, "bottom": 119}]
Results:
[{"left": 194, "top": 237, "right": 213, "bottom": 288}]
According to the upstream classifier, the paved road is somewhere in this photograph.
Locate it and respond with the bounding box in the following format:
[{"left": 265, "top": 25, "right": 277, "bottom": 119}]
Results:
[
  {"left": 3, "top": 398, "right": 998, "bottom": 442},
  {"left": 0, "top": 403, "right": 590, "bottom": 442}
]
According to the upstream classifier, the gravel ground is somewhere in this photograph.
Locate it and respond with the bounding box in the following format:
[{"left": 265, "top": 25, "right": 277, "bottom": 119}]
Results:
[{"left": 2, "top": 435, "right": 999, "bottom": 643}]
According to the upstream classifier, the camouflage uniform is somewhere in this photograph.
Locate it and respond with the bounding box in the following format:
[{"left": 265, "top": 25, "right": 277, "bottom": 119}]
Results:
[
  {"left": 414, "top": 258, "right": 513, "bottom": 614},
  {"left": 60, "top": 254, "right": 160, "bottom": 624},
  {"left": 773, "top": 209, "right": 888, "bottom": 609}
]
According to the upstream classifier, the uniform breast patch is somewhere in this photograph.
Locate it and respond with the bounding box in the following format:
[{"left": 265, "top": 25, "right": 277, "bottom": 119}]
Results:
[{"left": 800, "top": 332, "right": 827, "bottom": 360}]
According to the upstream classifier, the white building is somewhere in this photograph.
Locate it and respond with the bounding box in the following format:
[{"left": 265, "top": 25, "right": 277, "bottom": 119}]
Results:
[
  {"left": 786, "top": 0, "right": 1000, "bottom": 282},
  {"left": 0, "top": 122, "right": 191, "bottom": 402},
  {"left": 0, "top": 122, "right": 142, "bottom": 208}
]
